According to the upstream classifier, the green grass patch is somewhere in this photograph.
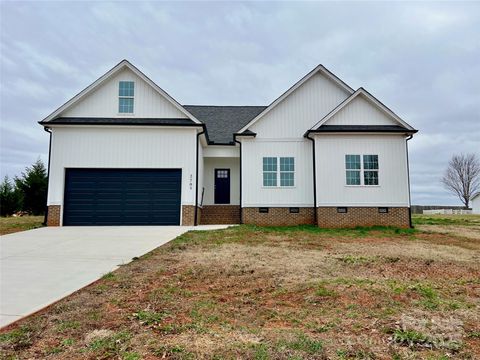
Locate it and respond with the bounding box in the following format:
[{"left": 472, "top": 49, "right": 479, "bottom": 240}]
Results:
[
  {"left": 315, "top": 284, "right": 337, "bottom": 297},
  {"left": 0, "top": 324, "right": 38, "bottom": 350},
  {"left": 132, "top": 310, "right": 168, "bottom": 326},
  {"left": 277, "top": 333, "right": 323, "bottom": 354},
  {"left": 87, "top": 331, "right": 132, "bottom": 357},
  {"left": 412, "top": 214, "right": 480, "bottom": 226}
]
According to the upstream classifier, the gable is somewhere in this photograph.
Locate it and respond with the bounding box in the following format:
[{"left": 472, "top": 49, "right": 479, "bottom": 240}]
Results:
[
  {"left": 322, "top": 94, "right": 398, "bottom": 127},
  {"left": 249, "top": 71, "right": 351, "bottom": 138},
  {"left": 60, "top": 67, "right": 188, "bottom": 119}
]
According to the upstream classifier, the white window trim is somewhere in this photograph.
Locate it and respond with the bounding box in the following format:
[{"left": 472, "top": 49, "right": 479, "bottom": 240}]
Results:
[
  {"left": 345, "top": 154, "right": 379, "bottom": 186},
  {"left": 262, "top": 156, "right": 295, "bottom": 188},
  {"left": 118, "top": 81, "right": 135, "bottom": 114}
]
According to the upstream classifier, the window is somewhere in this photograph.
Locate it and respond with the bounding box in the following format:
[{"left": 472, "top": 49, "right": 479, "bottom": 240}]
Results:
[
  {"left": 345, "top": 155, "right": 361, "bottom": 185},
  {"left": 345, "top": 154, "right": 379, "bottom": 186},
  {"left": 119, "top": 81, "right": 134, "bottom": 113},
  {"left": 363, "top": 155, "right": 379, "bottom": 185},
  {"left": 280, "top": 157, "right": 295, "bottom": 186},
  {"left": 263, "top": 157, "right": 277, "bottom": 186},
  {"left": 263, "top": 157, "right": 295, "bottom": 187}
]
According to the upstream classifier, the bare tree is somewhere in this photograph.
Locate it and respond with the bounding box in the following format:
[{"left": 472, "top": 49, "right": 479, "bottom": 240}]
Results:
[{"left": 441, "top": 153, "right": 480, "bottom": 208}]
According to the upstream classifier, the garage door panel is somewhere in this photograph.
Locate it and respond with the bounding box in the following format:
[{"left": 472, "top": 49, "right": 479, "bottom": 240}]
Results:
[{"left": 63, "top": 169, "right": 181, "bottom": 226}]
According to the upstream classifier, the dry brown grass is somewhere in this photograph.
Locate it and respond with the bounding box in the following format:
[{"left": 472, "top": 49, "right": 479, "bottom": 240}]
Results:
[
  {"left": 0, "top": 216, "right": 44, "bottom": 235},
  {"left": 1, "top": 223, "right": 479, "bottom": 359}
]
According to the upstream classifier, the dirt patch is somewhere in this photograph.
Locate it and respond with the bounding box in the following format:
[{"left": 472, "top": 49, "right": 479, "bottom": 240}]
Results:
[{"left": 1, "top": 224, "right": 479, "bottom": 359}]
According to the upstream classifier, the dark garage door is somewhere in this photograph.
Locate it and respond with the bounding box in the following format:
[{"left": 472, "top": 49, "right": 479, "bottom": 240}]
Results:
[{"left": 63, "top": 169, "right": 181, "bottom": 226}]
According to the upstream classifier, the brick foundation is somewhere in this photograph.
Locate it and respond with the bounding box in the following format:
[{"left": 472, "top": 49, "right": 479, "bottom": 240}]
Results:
[
  {"left": 242, "top": 207, "right": 315, "bottom": 226},
  {"left": 182, "top": 205, "right": 202, "bottom": 226},
  {"left": 316, "top": 207, "right": 410, "bottom": 228},
  {"left": 200, "top": 205, "right": 240, "bottom": 224},
  {"left": 47, "top": 205, "right": 61, "bottom": 226}
]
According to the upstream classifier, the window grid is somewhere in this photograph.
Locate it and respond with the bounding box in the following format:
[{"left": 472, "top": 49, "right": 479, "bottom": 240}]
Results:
[
  {"left": 263, "top": 157, "right": 277, "bottom": 187},
  {"left": 345, "top": 154, "right": 379, "bottom": 186},
  {"left": 263, "top": 157, "right": 295, "bottom": 187},
  {"left": 280, "top": 157, "right": 294, "bottom": 186},
  {"left": 119, "top": 81, "right": 134, "bottom": 113}
]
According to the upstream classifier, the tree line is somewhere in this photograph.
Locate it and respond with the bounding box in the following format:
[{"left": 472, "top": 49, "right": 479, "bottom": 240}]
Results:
[{"left": 0, "top": 159, "right": 48, "bottom": 217}]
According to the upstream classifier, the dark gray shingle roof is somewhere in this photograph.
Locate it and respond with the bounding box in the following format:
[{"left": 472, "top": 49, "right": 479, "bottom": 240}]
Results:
[
  {"left": 310, "top": 125, "right": 417, "bottom": 133},
  {"left": 184, "top": 105, "right": 266, "bottom": 144},
  {"left": 40, "top": 117, "right": 197, "bottom": 126}
]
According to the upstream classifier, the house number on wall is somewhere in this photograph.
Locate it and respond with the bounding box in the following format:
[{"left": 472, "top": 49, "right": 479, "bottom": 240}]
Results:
[{"left": 189, "top": 174, "right": 193, "bottom": 190}]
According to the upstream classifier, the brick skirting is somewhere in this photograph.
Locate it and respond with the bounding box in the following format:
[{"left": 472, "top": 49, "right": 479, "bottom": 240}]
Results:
[
  {"left": 242, "top": 207, "right": 315, "bottom": 226},
  {"left": 47, "top": 205, "right": 61, "bottom": 226},
  {"left": 200, "top": 205, "right": 240, "bottom": 224},
  {"left": 316, "top": 207, "right": 410, "bottom": 228},
  {"left": 182, "top": 205, "right": 198, "bottom": 225}
]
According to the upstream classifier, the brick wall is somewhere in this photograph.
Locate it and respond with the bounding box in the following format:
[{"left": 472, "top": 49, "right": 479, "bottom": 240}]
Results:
[
  {"left": 316, "top": 207, "right": 410, "bottom": 228},
  {"left": 200, "top": 205, "right": 240, "bottom": 224},
  {"left": 47, "top": 205, "right": 61, "bottom": 226},
  {"left": 182, "top": 205, "right": 196, "bottom": 225},
  {"left": 242, "top": 207, "right": 315, "bottom": 226}
]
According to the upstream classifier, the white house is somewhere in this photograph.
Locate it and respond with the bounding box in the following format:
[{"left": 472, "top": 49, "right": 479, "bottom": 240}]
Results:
[
  {"left": 40, "top": 60, "right": 417, "bottom": 228},
  {"left": 472, "top": 193, "right": 480, "bottom": 214}
]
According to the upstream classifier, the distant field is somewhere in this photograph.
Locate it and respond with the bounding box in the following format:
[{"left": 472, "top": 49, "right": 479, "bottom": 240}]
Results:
[
  {"left": 413, "top": 213, "right": 480, "bottom": 226},
  {"left": 1, "top": 216, "right": 478, "bottom": 359},
  {"left": 413, "top": 214, "right": 480, "bottom": 240},
  {"left": 0, "top": 216, "right": 44, "bottom": 235}
]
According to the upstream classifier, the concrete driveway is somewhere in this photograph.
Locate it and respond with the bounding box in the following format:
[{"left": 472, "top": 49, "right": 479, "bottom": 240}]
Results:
[{"left": 0, "top": 225, "right": 229, "bottom": 328}]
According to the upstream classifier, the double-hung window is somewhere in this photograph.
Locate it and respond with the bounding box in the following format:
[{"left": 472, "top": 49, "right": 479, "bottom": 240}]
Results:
[
  {"left": 345, "top": 154, "right": 379, "bottom": 186},
  {"left": 119, "top": 81, "right": 134, "bottom": 113},
  {"left": 263, "top": 157, "right": 295, "bottom": 187}
]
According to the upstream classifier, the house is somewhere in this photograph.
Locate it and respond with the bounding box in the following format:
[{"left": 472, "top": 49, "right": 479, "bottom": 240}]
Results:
[
  {"left": 40, "top": 60, "right": 417, "bottom": 228},
  {"left": 472, "top": 193, "right": 480, "bottom": 214}
]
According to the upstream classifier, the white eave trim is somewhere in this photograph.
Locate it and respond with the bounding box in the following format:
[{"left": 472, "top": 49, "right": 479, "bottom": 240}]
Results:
[
  {"left": 237, "top": 64, "right": 354, "bottom": 133},
  {"left": 41, "top": 60, "right": 202, "bottom": 124},
  {"left": 310, "top": 88, "right": 415, "bottom": 131}
]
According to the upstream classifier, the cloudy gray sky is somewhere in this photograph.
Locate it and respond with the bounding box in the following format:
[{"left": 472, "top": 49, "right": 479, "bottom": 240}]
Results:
[{"left": 1, "top": 1, "right": 479, "bottom": 205}]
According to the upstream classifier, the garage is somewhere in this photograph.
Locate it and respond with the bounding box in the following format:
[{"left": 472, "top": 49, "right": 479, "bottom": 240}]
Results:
[{"left": 63, "top": 169, "right": 182, "bottom": 226}]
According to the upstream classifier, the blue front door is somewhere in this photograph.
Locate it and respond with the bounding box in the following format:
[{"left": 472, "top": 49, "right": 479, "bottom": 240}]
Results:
[{"left": 214, "top": 169, "right": 230, "bottom": 204}]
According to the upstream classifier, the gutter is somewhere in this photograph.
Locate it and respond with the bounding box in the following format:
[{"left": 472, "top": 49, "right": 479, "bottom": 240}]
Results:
[
  {"left": 304, "top": 131, "right": 317, "bottom": 225},
  {"left": 406, "top": 134, "right": 414, "bottom": 228},
  {"left": 194, "top": 125, "right": 206, "bottom": 226},
  {"left": 43, "top": 127, "right": 52, "bottom": 226},
  {"left": 233, "top": 135, "right": 243, "bottom": 224}
]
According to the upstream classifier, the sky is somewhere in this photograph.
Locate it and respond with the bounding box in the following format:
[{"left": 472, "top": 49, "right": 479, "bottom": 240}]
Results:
[{"left": 1, "top": 1, "right": 479, "bottom": 205}]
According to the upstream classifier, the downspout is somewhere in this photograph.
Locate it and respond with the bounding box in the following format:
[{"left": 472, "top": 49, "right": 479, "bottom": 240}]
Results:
[
  {"left": 43, "top": 127, "right": 52, "bottom": 226},
  {"left": 406, "top": 134, "right": 413, "bottom": 228},
  {"left": 305, "top": 131, "right": 317, "bottom": 225},
  {"left": 234, "top": 135, "right": 243, "bottom": 224},
  {"left": 194, "top": 126, "right": 206, "bottom": 226}
]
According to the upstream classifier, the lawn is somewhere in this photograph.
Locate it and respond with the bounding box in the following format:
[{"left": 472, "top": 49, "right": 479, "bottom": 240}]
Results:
[
  {"left": 0, "top": 216, "right": 44, "bottom": 235},
  {"left": 1, "top": 217, "right": 479, "bottom": 359}
]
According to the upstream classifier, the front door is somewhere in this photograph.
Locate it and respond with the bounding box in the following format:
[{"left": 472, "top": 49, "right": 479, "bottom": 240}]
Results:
[{"left": 214, "top": 169, "right": 230, "bottom": 204}]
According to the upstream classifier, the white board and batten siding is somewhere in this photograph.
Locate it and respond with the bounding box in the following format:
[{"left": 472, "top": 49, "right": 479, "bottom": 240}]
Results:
[
  {"left": 323, "top": 95, "right": 399, "bottom": 126},
  {"left": 472, "top": 195, "right": 480, "bottom": 214},
  {"left": 250, "top": 72, "right": 350, "bottom": 138},
  {"left": 202, "top": 157, "right": 240, "bottom": 206},
  {"left": 314, "top": 134, "right": 409, "bottom": 207},
  {"left": 61, "top": 68, "right": 187, "bottom": 119},
  {"left": 47, "top": 127, "right": 198, "bottom": 223},
  {"left": 241, "top": 139, "right": 313, "bottom": 207},
  {"left": 240, "top": 71, "right": 351, "bottom": 207}
]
